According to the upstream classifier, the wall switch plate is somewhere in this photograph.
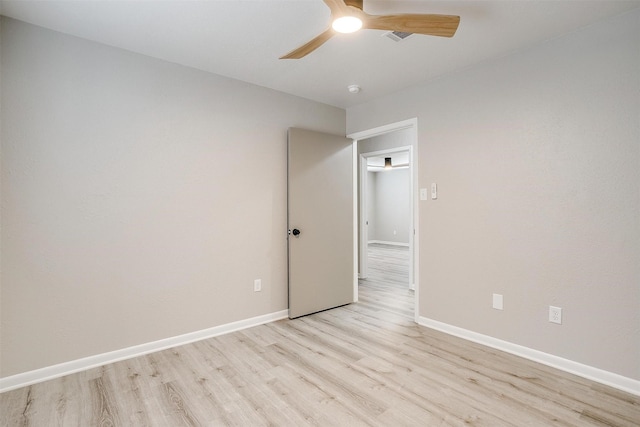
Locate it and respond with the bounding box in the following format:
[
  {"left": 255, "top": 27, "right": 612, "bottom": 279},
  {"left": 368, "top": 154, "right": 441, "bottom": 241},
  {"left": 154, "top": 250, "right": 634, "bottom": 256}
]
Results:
[
  {"left": 254, "top": 279, "right": 262, "bottom": 292},
  {"left": 431, "top": 183, "right": 437, "bottom": 199},
  {"left": 492, "top": 293, "right": 503, "bottom": 310},
  {"left": 420, "top": 188, "right": 428, "bottom": 200},
  {"left": 549, "top": 306, "right": 562, "bottom": 324}
]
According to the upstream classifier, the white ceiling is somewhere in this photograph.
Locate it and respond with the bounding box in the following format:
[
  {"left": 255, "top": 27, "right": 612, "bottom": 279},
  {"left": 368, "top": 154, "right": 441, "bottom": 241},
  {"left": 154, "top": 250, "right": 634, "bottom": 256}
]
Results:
[{"left": 2, "top": 0, "right": 639, "bottom": 109}]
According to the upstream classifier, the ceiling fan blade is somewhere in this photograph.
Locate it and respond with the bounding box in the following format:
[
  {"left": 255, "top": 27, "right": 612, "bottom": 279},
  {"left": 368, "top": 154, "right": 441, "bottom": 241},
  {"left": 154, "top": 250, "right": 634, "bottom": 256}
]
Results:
[
  {"left": 364, "top": 13, "right": 460, "bottom": 38},
  {"left": 323, "top": 0, "right": 350, "bottom": 15},
  {"left": 280, "top": 28, "right": 335, "bottom": 59}
]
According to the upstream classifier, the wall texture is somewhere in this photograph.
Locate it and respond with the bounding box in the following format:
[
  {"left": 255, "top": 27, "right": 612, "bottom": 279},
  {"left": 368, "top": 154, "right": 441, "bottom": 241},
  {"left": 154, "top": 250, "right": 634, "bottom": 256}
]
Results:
[
  {"left": 366, "top": 171, "right": 377, "bottom": 241},
  {"left": 358, "top": 128, "right": 413, "bottom": 154},
  {"left": 0, "top": 17, "right": 345, "bottom": 377},
  {"left": 0, "top": 17, "right": 3, "bottom": 374},
  {"left": 358, "top": 128, "right": 413, "bottom": 269},
  {"left": 348, "top": 9, "right": 640, "bottom": 380},
  {"left": 370, "top": 169, "right": 410, "bottom": 245}
]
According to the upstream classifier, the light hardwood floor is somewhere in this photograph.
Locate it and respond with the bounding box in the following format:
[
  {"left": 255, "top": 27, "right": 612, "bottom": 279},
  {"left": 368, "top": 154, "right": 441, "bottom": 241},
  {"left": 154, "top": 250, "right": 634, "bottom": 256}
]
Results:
[
  {"left": 1, "top": 243, "right": 638, "bottom": 426},
  {"left": 361, "top": 243, "right": 413, "bottom": 320}
]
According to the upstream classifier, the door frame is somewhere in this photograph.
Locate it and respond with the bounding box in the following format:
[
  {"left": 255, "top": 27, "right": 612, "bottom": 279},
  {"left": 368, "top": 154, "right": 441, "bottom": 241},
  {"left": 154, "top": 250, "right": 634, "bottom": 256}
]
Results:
[
  {"left": 359, "top": 146, "right": 413, "bottom": 288},
  {"left": 348, "top": 118, "right": 419, "bottom": 322}
]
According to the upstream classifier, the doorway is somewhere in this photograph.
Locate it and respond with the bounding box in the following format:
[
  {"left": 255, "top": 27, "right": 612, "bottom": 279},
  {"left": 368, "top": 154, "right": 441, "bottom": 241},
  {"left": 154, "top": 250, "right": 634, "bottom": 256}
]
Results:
[
  {"left": 348, "top": 119, "right": 419, "bottom": 322},
  {"left": 359, "top": 147, "right": 412, "bottom": 287}
]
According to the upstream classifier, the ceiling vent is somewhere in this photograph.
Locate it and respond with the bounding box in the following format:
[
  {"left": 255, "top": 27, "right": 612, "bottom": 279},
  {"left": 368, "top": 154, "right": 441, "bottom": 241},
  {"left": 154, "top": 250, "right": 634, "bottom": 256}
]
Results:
[{"left": 385, "top": 31, "right": 413, "bottom": 42}]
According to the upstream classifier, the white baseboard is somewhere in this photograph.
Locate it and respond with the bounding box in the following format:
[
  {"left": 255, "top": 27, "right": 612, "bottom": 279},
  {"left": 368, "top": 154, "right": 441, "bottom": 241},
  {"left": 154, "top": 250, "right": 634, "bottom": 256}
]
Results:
[
  {"left": 418, "top": 316, "right": 640, "bottom": 396},
  {"left": 0, "top": 309, "right": 288, "bottom": 393},
  {"left": 368, "top": 240, "right": 409, "bottom": 247}
]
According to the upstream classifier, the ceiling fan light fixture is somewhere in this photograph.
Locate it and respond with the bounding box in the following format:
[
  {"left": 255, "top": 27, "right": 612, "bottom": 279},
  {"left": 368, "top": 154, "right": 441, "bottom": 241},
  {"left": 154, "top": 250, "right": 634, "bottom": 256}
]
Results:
[
  {"left": 279, "top": 0, "right": 460, "bottom": 59},
  {"left": 332, "top": 16, "right": 363, "bottom": 33}
]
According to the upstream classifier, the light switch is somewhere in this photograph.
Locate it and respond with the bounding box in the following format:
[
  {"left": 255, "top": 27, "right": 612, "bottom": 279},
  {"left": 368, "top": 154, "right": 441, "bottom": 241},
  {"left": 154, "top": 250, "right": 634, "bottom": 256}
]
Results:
[
  {"left": 420, "top": 188, "right": 428, "bottom": 200},
  {"left": 493, "top": 293, "right": 503, "bottom": 310},
  {"left": 431, "top": 183, "right": 437, "bottom": 200}
]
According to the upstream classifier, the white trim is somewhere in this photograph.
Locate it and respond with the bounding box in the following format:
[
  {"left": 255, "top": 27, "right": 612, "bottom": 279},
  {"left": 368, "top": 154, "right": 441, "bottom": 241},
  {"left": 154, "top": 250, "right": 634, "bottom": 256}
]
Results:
[
  {"left": 0, "top": 310, "right": 288, "bottom": 393},
  {"left": 348, "top": 118, "right": 416, "bottom": 140},
  {"left": 368, "top": 240, "right": 410, "bottom": 247},
  {"left": 419, "top": 316, "right": 640, "bottom": 396},
  {"left": 352, "top": 140, "right": 359, "bottom": 302}
]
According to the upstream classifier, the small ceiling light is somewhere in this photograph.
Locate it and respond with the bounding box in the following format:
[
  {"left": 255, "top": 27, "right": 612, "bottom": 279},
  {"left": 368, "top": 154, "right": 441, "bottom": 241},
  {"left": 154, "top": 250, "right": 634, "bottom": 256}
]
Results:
[
  {"left": 347, "top": 84, "right": 361, "bottom": 94},
  {"left": 384, "top": 157, "right": 392, "bottom": 169},
  {"left": 332, "top": 16, "right": 363, "bottom": 33}
]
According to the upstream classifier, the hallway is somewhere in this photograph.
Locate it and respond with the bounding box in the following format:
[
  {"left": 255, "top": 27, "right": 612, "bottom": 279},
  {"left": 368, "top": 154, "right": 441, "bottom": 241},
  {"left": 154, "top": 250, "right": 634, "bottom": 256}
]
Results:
[{"left": 359, "top": 243, "right": 413, "bottom": 320}]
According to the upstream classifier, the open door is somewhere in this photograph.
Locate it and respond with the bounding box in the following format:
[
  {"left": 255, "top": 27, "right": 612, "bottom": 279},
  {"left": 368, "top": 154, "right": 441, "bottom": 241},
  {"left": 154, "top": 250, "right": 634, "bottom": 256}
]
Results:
[{"left": 288, "top": 128, "right": 354, "bottom": 319}]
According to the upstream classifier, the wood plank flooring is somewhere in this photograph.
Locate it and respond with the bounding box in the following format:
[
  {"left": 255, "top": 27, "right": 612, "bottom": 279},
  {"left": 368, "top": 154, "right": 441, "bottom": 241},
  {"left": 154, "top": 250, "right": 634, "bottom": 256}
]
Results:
[
  {"left": 1, "top": 243, "right": 639, "bottom": 426},
  {"left": 361, "top": 243, "right": 413, "bottom": 320}
]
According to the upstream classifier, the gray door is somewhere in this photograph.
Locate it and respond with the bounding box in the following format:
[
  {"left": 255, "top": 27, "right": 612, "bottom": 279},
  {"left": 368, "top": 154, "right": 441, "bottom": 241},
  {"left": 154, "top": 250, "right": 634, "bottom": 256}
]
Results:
[{"left": 288, "top": 128, "right": 354, "bottom": 319}]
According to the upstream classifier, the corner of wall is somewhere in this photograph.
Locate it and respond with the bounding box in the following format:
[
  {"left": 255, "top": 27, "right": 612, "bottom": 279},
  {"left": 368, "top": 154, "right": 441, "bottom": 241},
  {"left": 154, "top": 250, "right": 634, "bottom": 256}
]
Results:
[{"left": 0, "top": 14, "right": 4, "bottom": 378}]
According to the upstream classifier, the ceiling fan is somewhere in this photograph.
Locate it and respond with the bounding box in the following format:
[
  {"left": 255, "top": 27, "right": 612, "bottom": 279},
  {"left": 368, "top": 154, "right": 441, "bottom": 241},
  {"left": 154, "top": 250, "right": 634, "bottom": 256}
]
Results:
[{"left": 280, "top": 0, "right": 460, "bottom": 59}]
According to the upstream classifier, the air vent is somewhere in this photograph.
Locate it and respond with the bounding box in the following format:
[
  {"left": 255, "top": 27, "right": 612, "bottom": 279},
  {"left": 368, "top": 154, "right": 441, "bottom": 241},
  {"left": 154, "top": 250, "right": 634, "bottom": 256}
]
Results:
[{"left": 385, "top": 31, "right": 413, "bottom": 42}]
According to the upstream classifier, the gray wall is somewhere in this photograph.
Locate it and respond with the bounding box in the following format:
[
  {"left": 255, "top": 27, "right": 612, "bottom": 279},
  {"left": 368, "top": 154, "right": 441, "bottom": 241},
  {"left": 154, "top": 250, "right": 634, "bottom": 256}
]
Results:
[
  {"left": 0, "top": 17, "right": 345, "bottom": 377},
  {"left": 366, "top": 171, "right": 377, "bottom": 241},
  {"left": 359, "top": 128, "right": 413, "bottom": 153},
  {"left": 348, "top": 9, "right": 640, "bottom": 380},
  {"left": 358, "top": 128, "right": 412, "bottom": 258},
  {"left": 369, "top": 169, "right": 410, "bottom": 245}
]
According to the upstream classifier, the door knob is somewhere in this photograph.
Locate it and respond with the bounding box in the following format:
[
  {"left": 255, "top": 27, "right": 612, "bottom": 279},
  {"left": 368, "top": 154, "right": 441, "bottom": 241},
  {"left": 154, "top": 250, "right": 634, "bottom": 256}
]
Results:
[{"left": 292, "top": 228, "right": 301, "bottom": 236}]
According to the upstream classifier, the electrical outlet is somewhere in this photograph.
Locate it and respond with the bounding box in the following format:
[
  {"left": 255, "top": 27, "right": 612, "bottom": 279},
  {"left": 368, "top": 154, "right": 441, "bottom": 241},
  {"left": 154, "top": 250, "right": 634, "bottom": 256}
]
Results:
[
  {"left": 254, "top": 279, "right": 262, "bottom": 292},
  {"left": 549, "top": 306, "right": 562, "bottom": 324}
]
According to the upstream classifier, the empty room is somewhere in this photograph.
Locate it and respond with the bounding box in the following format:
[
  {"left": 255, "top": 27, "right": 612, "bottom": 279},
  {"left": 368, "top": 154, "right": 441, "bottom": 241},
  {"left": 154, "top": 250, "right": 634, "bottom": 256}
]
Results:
[{"left": 1, "top": 0, "right": 639, "bottom": 425}]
